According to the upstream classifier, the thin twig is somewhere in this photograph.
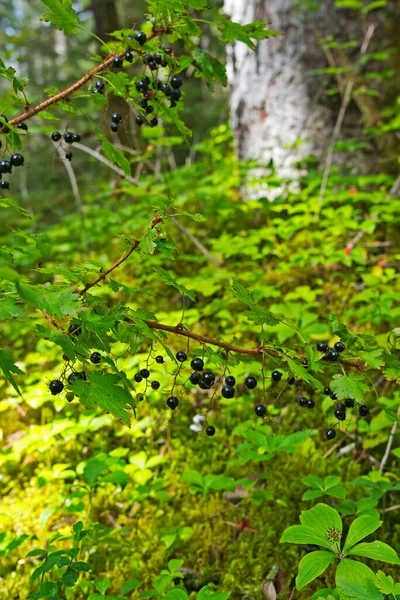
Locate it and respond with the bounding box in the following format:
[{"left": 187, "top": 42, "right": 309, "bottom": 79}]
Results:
[
  {"left": 381, "top": 505, "right": 400, "bottom": 514},
  {"left": 171, "top": 217, "right": 221, "bottom": 268},
  {"left": 73, "top": 142, "right": 141, "bottom": 185},
  {"left": 379, "top": 406, "right": 400, "bottom": 472},
  {"left": 318, "top": 24, "right": 376, "bottom": 206},
  {"left": 56, "top": 144, "right": 87, "bottom": 248}
]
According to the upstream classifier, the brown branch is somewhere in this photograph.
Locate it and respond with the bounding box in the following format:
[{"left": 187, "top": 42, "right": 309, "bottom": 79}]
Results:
[
  {"left": 76, "top": 215, "right": 162, "bottom": 296},
  {"left": 7, "top": 32, "right": 156, "bottom": 127}
]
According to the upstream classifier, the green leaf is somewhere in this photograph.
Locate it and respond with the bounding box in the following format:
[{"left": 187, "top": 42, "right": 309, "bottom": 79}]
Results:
[
  {"left": 336, "top": 559, "right": 384, "bottom": 600},
  {"left": 347, "top": 541, "right": 400, "bottom": 564},
  {"left": 192, "top": 49, "right": 227, "bottom": 86},
  {"left": 299, "top": 504, "right": 342, "bottom": 552},
  {"left": 280, "top": 525, "right": 334, "bottom": 551},
  {"left": 219, "top": 19, "right": 279, "bottom": 51},
  {"left": 324, "top": 476, "right": 342, "bottom": 489},
  {"left": 0, "top": 349, "right": 24, "bottom": 396},
  {"left": 285, "top": 358, "right": 322, "bottom": 390},
  {"left": 164, "top": 589, "right": 189, "bottom": 600},
  {"left": 325, "top": 486, "right": 346, "bottom": 500},
  {"left": 330, "top": 374, "right": 369, "bottom": 403},
  {"left": 95, "top": 578, "right": 111, "bottom": 594},
  {"left": 296, "top": 551, "right": 336, "bottom": 590},
  {"left": 302, "top": 475, "right": 324, "bottom": 489},
  {"left": 343, "top": 515, "right": 382, "bottom": 552},
  {"left": 197, "top": 586, "right": 231, "bottom": 600},
  {"left": 188, "top": 0, "right": 208, "bottom": 7},
  {"left": 38, "top": 581, "right": 58, "bottom": 598},
  {"left": 302, "top": 490, "right": 323, "bottom": 501},
  {"left": 120, "top": 579, "right": 141, "bottom": 595},
  {"left": 40, "top": 0, "right": 79, "bottom": 35},
  {"left": 359, "top": 349, "right": 384, "bottom": 368},
  {"left": 153, "top": 268, "right": 196, "bottom": 302},
  {"left": 72, "top": 372, "right": 133, "bottom": 425},
  {"left": 98, "top": 132, "right": 131, "bottom": 176},
  {"left": 232, "top": 281, "right": 280, "bottom": 326},
  {"left": 16, "top": 281, "right": 77, "bottom": 319},
  {"left": 372, "top": 571, "right": 398, "bottom": 595},
  {"left": 83, "top": 458, "right": 107, "bottom": 487}
]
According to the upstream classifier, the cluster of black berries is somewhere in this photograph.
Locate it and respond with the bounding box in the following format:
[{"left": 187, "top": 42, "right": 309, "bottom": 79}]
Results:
[
  {"left": 317, "top": 340, "right": 346, "bottom": 362},
  {"left": 51, "top": 130, "right": 81, "bottom": 162},
  {"left": 49, "top": 349, "right": 102, "bottom": 402},
  {"left": 110, "top": 113, "right": 122, "bottom": 133},
  {"left": 0, "top": 117, "right": 26, "bottom": 191}
]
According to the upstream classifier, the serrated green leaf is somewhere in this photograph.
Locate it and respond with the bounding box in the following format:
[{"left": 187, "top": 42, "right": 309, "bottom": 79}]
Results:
[
  {"left": 0, "top": 349, "right": 24, "bottom": 396},
  {"left": 40, "top": 0, "right": 79, "bottom": 35},
  {"left": 280, "top": 525, "right": 334, "bottom": 551},
  {"left": 153, "top": 267, "right": 196, "bottom": 301},
  {"left": 72, "top": 372, "right": 133, "bottom": 425},
  {"left": 192, "top": 49, "right": 227, "bottom": 86},
  {"left": 16, "top": 281, "right": 77, "bottom": 319},
  {"left": 98, "top": 132, "right": 131, "bottom": 176},
  {"left": 218, "top": 19, "right": 279, "bottom": 51},
  {"left": 331, "top": 374, "right": 369, "bottom": 403}
]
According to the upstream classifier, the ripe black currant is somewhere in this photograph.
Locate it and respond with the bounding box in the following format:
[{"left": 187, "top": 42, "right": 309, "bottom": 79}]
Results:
[
  {"left": 111, "top": 123, "right": 119, "bottom": 133},
  {"left": 225, "top": 375, "right": 236, "bottom": 387},
  {"left": 124, "top": 51, "right": 134, "bottom": 63},
  {"left": 155, "top": 355, "right": 164, "bottom": 364},
  {"left": 190, "top": 372, "right": 201, "bottom": 385},
  {"left": 327, "top": 349, "right": 340, "bottom": 361},
  {"left": 11, "top": 154, "right": 24, "bottom": 167},
  {"left": 176, "top": 351, "right": 187, "bottom": 362},
  {"left": 334, "top": 341, "right": 345, "bottom": 353},
  {"left": 135, "top": 115, "right": 144, "bottom": 126},
  {"left": 199, "top": 380, "right": 211, "bottom": 390},
  {"left": 330, "top": 392, "right": 338, "bottom": 401},
  {"left": 148, "top": 60, "right": 157, "bottom": 70},
  {"left": 170, "top": 100, "right": 177, "bottom": 108},
  {"left": 140, "top": 368, "right": 150, "bottom": 379},
  {"left": 51, "top": 131, "right": 61, "bottom": 142},
  {"left": 111, "top": 113, "right": 122, "bottom": 123},
  {"left": 64, "top": 132, "right": 74, "bottom": 144},
  {"left": 150, "top": 117, "right": 158, "bottom": 127},
  {"left": 138, "top": 98, "right": 148, "bottom": 108},
  {"left": 113, "top": 56, "right": 123, "bottom": 69},
  {"left": 307, "top": 399, "right": 315, "bottom": 409},
  {"left": 221, "top": 385, "right": 234, "bottom": 399},
  {"left": 287, "top": 376, "right": 295, "bottom": 385},
  {"left": 190, "top": 357, "right": 204, "bottom": 371},
  {"left": 145, "top": 105, "right": 154, "bottom": 114},
  {"left": 271, "top": 370, "right": 282, "bottom": 381},
  {"left": 0, "top": 115, "right": 9, "bottom": 132},
  {"left": 171, "top": 76, "right": 183, "bottom": 89},
  {"left": 0, "top": 180, "right": 9, "bottom": 190},
  {"left": 170, "top": 88, "right": 181, "bottom": 101},
  {"left": 68, "top": 372, "right": 79, "bottom": 384},
  {"left": 49, "top": 380, "right": 64, "bottom": 395},
  {"left": 134, "top": 31, "right": 147, "bottom": 45},
  {"left": 154, "top": 54, "right": 162, "bottom": 65},
  {"left": 136, "top": 393, "right": 144, "bottom": 401},
  {"left": 206, "top": 425, "right": 215, "bottom": 436},
  {"left": 77, "top": 371, "right": 87, "bottom": 381},
  {"left": 136, "top": 79, "right": 148, "bottom": 93},
  {"left": 345, "top": 398, "right": 354, "bottom": 408},
  {"left": 68, "top": 323, "right": 82, "bottom": 336},
  {"left": 17, "top": 122, "right": 28, "bottom": 131},
  {"left": 0, "top": 160, "right": 12, "bottom": 173},
  {"left": 161, "top": 83, "right": 171, "bottom": 96},
  {"left": 326, "top": 428, "right": 336, "bottom": 440},
  {"left": 324, "top": 387, "right": 332, "bottom": 396},
  {"left": 66, "top": 392, "right": 75, "bottom": 402},
  {"left": 317, "top": 342, "right": 328, "bottom": 352},
  {"left": 299, "top": 397, "right": 308, "bottom": 407},
  {"left": 95, "top": 80, "right": 105, "bottom": 91},
  {"left": 73, "top": 133, "right": 81, "bottom": 143},
  {"left": 255, "top": 404, "right": 266, "bottom": 417},
  {"left": 134, "top": 373, "right": 143, "bottom": 383},
  {"left": 335, "top": 408, "right": 346, "bottom": 421},
  {"left": 359, "top": 405, "right": 369, "bottom": 417},
  {"left": 65, "top": 152, "right": 72, "bottom": 161},
  {"left": 202, "top": 372, "right": 215, "bottom": 386},
  {"left": 167, "top": 396, "right": 179, "bottom": 410},
  {"left": 90, "top": 352, "right": 102, "bottom": 364},
  {"left": 245, "top": 376, "right": 257, "bottom": 389},
  {"left": 151, "top": 381, "right": 160, "bottom": 390}
]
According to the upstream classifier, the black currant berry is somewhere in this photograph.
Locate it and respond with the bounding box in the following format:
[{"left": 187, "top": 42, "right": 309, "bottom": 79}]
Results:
[
  {"left": 190, "top": 372, "right": 201, "bottom": 385},
  {"left": 134, "top": 31, "right": 147, "bottom": 45},
  {"left": 317, "top": 342, "right": 328, "bottom": 352},
  {"left": 68, "top": 323, "right": 82, "bottom": 336},
  {"left": 135, "top": 115, "right": 144, "bottom": 126},
  {"left": 0, "top": 180, "right": 9, "bottom": 190},
  {"left": 113, "top": 56, "right": 123, "bottom": 69},
  {"left": 167, "top": 396, "right": 179, "bottom": 410},
  {"left": 161, "top": 83, "right": 171, "bottom": 96},
  {"left": 299, "top": 397, "right": 308, "bottom": 407},
  {"left": 66, "top": 392, "right": 75, "bottom": 402},
  {"left": 11, "top": 154, "right": 24, "bottom": 167},
  {"left": 329, "top": 392, "right": 337, "bottom": 401},
  {"left": 327, "top": 349, "right": 340, "bottom": 361},
  {"left": 326, "top": 428, "right": 336, "bottom": 440},
  {"left": 302, "top": 359, "right": 308, "bottom": 368},
  {"left": 202, "top": 372, "right": 215, "bottom": 386},
  {"left": 0, "top": 160, "right": 12, "bottom": 173},
  {"left": 225, "top": 376, "right": 236, "bottom": 387},
  {"left": 77, "top": 371, "right": 87, "bottom": 381},
  {"left": 190, "top": 357, "right": 204, "bottom": 371},
  {"left": 334, "top": 341, "right": 345, "bottom": 353},
  {"left": 145, "top": 105, "right": 154, "bottom": 114},
  {"left": 142, "top": 76, "right": 150, "bottom": 86},
  {"left": 359, "top": 405, "right": 369, "bottom": 417},
  {"left": 124, "top": 51, "right": 134, "bottom": 63},
  {"left": 271, "top": 370, "right": 282, "bottom": 382},
  {"left": 151, "top": 381, "right": 160, "bottom": 390},
  {"left": 140, "top": 368, "right": 150, "bottom": 379},
  {"left": 335, "top": 409, "right": 346, "bottom": 421},
  {"left": 323, "top": 387, "right": 332, "bottom": 396},
  {"left": 95, "top": 80, "right": 105, "bottom": 91},
  {"left": 176, "top": 351, "right": 187, "bottom": 362},
  {"left": 0, "top": 115, "right": 9, "bottom": 132},
  {"left": 170, "top": 88, "right": 181, "bottom": 101},
  {"left": 245, "top": 376, "right": 257, "bottom": 390},
  {"left": 111, "top": 123, "right": 119, "bottom": 133},
  {"left": 49, "top": 380, "right": 64, "bottom": 395},
  {"left": 287, "top": 377, "right": 295, "bottom": 385},
  {"left": 345, "top": 398, "right": 354, "bottom": 408},
  {"left": 136, "top": 79, "right": 148, "bottom": 93},
  {"left": 64, "top": 132, "right": 74, "bottom": 144},
  {"left": 111, "top": 113, "right": 122, "bottom": 123},
  {"left": 65, "top": 152, "right": 72, "bottom": 161},
  {"left": 136, "top": 393, "right": 144, "bottom": 401},
  {"left": 206, "top": 425, "right": 215, "bottom": 436},
  {"left": 17, "top": 122, "right": 28, "bottom": 131},
  {"left": 73, "top": 133, "right": 81, "bottom": 143},
  {"left": 171, "top": 76, "right": 183, "bottom": 89},
  {"left": 63, "top": 354, "right": 69, "bottom": 361},
  {"left": 90, "top": 352, "right": 102, "bottom": 364},
  {"left": 51, "top": 131, "right": 61, "bottom": 142},
  {"left": 255, "top": 404, "right": 266, "bottom": 417},
  {"left": 138, "top": 98, "right": 148, "bottom": 108},
  {"left": 221, "top": 385, "right": 234, "bottom": 399},
  {"left": 307, "top": 399, "right": 315, "bottom": 409},
  {"left": 155, "top": 355, "right": 164, "bottom": 364},
  {"left": 134, "top": 373, "right": 143, "bottom": 383},
  {"left": 150, "top": 117, "right": 158, "bottom": 127},
  {"left": 154, "top": 54, "right": 162, "bottom": 65},
  {"left": 68, "top": 372, "right": 79, "bottom": 384},
  {"left": 199, "top": 380, "right": 211, "bottom": 390}
]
